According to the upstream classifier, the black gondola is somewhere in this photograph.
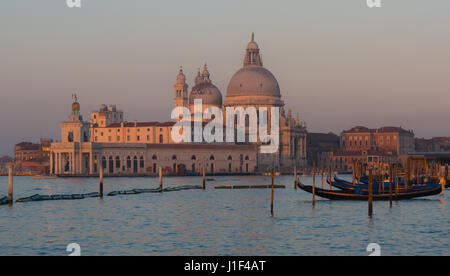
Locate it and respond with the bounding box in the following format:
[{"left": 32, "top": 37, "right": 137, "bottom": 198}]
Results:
[
  {"left": 332, "top": 176, "right": 440, "bottom": 193},
  {"left": 296, "top": 180, "right": 443, "bottom": 201}
]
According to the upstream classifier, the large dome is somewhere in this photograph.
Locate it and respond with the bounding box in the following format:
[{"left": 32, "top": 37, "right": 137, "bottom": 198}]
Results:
[
  {"left": 189, "top": 82, "right": 223, "bottom": 106},
  {"left": 226, "top": 66, "right": 281, "bottom": 98},
  {"left": 224, "top": 34, "right": 283, "bottom": 107}
]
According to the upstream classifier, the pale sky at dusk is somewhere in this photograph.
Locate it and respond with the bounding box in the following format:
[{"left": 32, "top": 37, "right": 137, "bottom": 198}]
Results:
[{"left": 1, "top": 0, "right": 449, "bottom": 155}]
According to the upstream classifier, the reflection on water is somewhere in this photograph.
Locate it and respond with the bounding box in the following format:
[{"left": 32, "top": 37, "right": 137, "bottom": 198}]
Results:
[{"left": 0, "top": 175, "right": 448, "bottom": 256}]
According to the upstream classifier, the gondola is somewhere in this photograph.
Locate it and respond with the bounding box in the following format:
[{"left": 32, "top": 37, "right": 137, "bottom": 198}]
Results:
[
  {"left": 296, "top": 180, "right": 443, "bottom": 201},
  {"left": 331, "top": 176, "right": 438, "bottom": 194}
]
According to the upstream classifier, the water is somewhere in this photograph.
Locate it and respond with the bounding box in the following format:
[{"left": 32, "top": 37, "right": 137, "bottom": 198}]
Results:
[{"left": 0, "top": 175, "right": 448, "bottom": 256}]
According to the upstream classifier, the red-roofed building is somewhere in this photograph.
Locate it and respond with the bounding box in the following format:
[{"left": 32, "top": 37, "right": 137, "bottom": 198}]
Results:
[
  {"left": 340, "top": 126, "right": 414, "bottom": 155},
  {"left": 332, "top": 126, "right": 415, "bottom": 172}
]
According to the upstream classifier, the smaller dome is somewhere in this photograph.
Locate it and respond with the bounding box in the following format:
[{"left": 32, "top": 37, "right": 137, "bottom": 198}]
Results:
[
  {"left": 99, "top": 104, "right": 108, "bottom": 112},
  {"left": 189, "top": 83, "right": 222, "bottom": 106}
]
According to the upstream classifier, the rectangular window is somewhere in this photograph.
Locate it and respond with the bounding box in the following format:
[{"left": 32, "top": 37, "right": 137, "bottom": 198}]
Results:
[
  {"left": 137, "top": 136, "right": 140, "bottom": 141},
  {"left": 117, "top": 136, "right": 120, "bottom": 141}
]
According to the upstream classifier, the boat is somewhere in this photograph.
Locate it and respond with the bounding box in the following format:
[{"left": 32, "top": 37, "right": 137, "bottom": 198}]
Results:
[
  {"left": 296, "top": 180, "right": 443, "bottom": 201},
  {"left": 331, "top": 176, "right": 439, "bottom": 194},
  {"left": 32, "top": 175, "right": 58, "bottom": 180},
  {"left": 207, "top": 177, "right": 215, "bottom": 181}
]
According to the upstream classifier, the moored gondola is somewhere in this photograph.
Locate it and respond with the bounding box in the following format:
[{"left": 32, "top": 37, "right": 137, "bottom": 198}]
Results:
[
  {"left": 330, "top": 176, "right": 439, "bottom": 194},
  {"left": 297, "top": 180, "right": 442, "bottom": 201}
]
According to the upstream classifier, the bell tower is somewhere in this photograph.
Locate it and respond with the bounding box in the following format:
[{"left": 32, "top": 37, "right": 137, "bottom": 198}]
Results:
[
  {"left": 60, "top": 94, "right": 90, "bottom": 143},
  {"left": 174, "top": 66, "right": 188, "bottom": 110}
]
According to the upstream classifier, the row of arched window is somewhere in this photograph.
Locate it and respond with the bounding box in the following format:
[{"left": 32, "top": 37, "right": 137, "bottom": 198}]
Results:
[{"left": 150, "top": 155, "right": 250, "bottom": 161}]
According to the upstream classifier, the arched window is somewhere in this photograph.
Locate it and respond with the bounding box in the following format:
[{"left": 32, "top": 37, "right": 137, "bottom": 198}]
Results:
[
  {"left": 140, "top": 156, "right": 144, "bottom": 168},
  {"left": 109, "top": 157, "right": 114, "bottom": 173},
  {"left": 159, "top": 134, "right": 163, "bottom": 143},
  {"left": 115, "top": 156, "right": 120, "bottom": 169},
  {"left": 210, "top": 155, "right": 215, "bottom": 161},
  {"left": 172, "top": 155, "right": 177, "bottom": 160},
  {"left": 192, "top": 163, "right": 196, "bottom": 172},
  {"left": 191, "top": 155, "right": 196, "bottom": 160},
  {"left": 133, "top": 156, "right": 138, "bottom": 173},
  {"left": 228, "top": 163, "right": 232, "bottom": 173},
  {"left": 127, "top": 156, "right": 131, "bottom": 168},
  {"left": 245, "top": 156, "right": 249, "bottom": 161},
  {"left": 227, "top": 155, "right": 232, "bottom": 161},
  {"left": 152, "top": 154, "right": 158, "bottom": 160},
  {"left": 246, "top": 163, "right": 249, "bottom": 173},
  {"left": 153, "top": 163, "right": 157, "bottom": 174}
]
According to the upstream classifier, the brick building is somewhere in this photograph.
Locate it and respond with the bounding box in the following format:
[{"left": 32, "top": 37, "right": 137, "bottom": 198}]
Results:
[
  {"left": 331, "top": 126, "right": 415, "bottom": 172},
  {"left": 14, "top": 139, "right": 53, "bottom": 174}
]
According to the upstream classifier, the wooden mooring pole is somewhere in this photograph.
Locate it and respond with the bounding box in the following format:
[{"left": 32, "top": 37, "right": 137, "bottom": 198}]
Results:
[
  {"left": 99, "top": 163, "right": 104, "bottom": 198},
  {"left": 445, "top": 163, "right": 448, "bottom": 183},
  {"left": 328, "top": 166, "right": 332, "bottom": 190},
  {"left": 294, "top": 166, "right": 297, "bottom": 190},
  {"left": 159, "top": 166, "right": 163, "bottom": 190},
  {"left": 8, "top": 164, "right": 13, "bottom": 204},
  {"left": 389, "top": 165, "right": 393, "bottom": 208},
  {"left": 321, "top": 165, "right": 324, "bottom": 189},
  {"left": 270, "top": 168, "right": 274, "bottom": 217},
  {"left": 352, "top": 160, "right": 356, "bottom": 186},
  {"left": 202, "top": 166, "right": 206, "bottom": 190},
  {"left": 312, "top": 161, "right": 316, "bottom": 207},
  {"left": 368, "top": 169, "right": 373, "bottom": 218}
]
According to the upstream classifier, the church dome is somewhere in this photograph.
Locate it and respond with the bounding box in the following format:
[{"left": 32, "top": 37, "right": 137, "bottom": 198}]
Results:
[
  {"left": 224, "top": 34, "right": 283, "bottom": 107},
  {"left": 226, "top": 66, "right": 281, "bottom": 98},
  {"left": 189, "top": 82, "right": 222, "bottom": 106},
  {"left": 189, "top": 64, "right": 222, "bottom": 106}
]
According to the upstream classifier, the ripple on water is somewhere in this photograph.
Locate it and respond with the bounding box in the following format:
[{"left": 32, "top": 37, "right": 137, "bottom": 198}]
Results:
[{"left": 0, "top": 175, "right": 448, "bottom": 255}]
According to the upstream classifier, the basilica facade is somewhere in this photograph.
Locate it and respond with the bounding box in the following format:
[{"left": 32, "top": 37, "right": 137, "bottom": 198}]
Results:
[
  {"left": 173, "top": 34, "right": 308, "bottom": 171},
  {"left": 50, "top": 35, "right": 307, "bottom": 176}
]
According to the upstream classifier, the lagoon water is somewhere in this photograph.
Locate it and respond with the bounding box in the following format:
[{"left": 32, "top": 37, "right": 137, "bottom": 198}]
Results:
[{"left": 0, "top": 175, "right": 448, "bottom": 256}]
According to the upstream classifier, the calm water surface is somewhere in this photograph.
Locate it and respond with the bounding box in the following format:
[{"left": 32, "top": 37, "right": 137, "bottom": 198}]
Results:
[{"left": 0, "top": 175, "right": 448, "bottom": 256}]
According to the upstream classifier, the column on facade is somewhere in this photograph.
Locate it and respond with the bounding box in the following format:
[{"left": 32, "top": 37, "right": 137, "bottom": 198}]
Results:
[
  {"left": 89, "top": 152, "right": 94, "bottom": 175},
  {"left": 78, "top": 151, "right": 82, "bottom": 175},
  {"left": 58, "top": 153, "right": 62, "bottom": 174},
  {"left": 50, "top": 152, "right": 53, "bottom": 175}
]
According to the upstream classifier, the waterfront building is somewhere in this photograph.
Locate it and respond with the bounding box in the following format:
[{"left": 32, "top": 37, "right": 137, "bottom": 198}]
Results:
[
  {"left": 340, "top": 126, "right": 415, "bottom": 155},
  {"left": 50, "top": 99, "right": 257, "bottom": 176},
  {"left": 331, "top": 126, "right": 415, "bottom": 171},
  {"left": 14, "top": 139, "right": 52, "bottom": 174},
  {"left": 415, "top": 137, "right": 450, "bottom": 152},
  {"left": 50, "top": 34, "right": 307, "bottom": 176}
]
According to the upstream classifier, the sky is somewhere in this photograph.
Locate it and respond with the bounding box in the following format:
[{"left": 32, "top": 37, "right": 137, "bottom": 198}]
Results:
[{"left": 0, "top": 0, "right": 449, "bottom": 156}]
